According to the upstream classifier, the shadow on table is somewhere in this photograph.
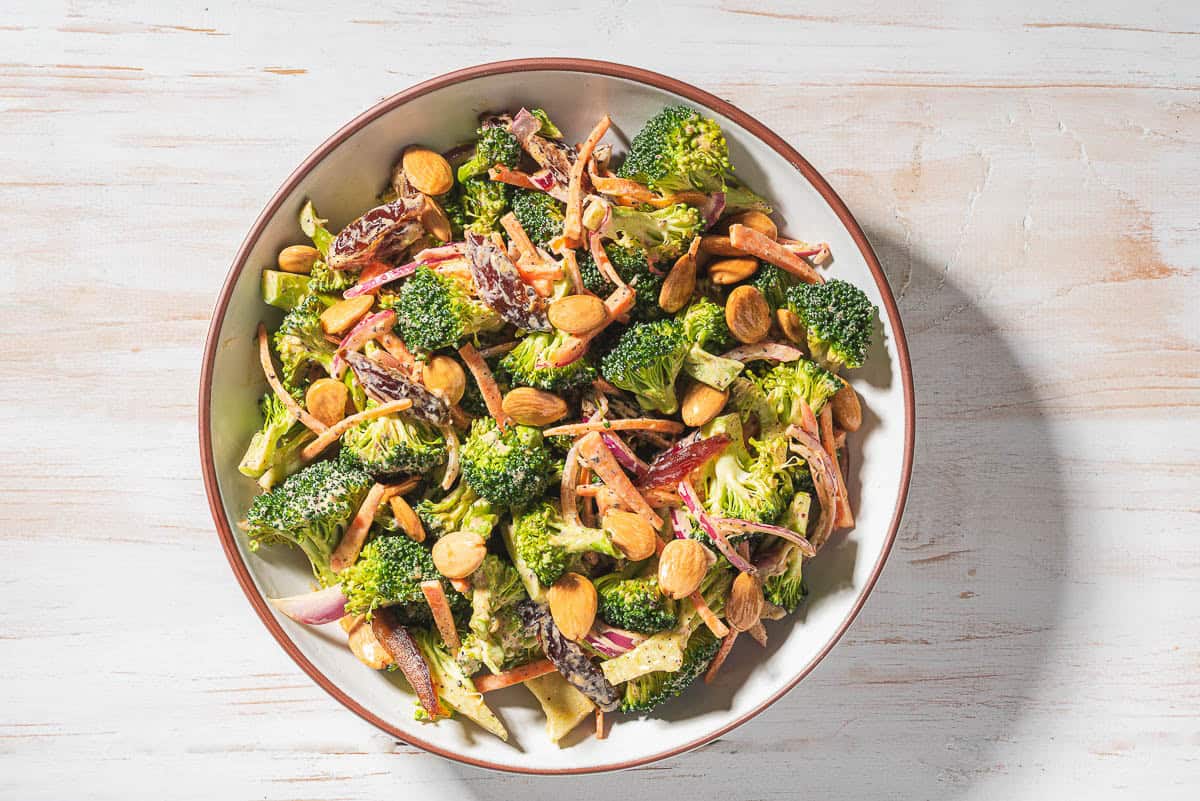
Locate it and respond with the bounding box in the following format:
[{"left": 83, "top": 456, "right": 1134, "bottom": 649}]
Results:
[{"left": 434, "top": 225, "right": 1068, "bottom": 797}]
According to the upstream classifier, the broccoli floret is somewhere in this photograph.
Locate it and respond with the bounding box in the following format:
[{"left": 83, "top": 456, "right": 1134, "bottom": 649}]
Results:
[
  {"left": 617, "top": 106, "right": 732, "bottom": 194},
  {"left": 456, "top": 125, "right": 522, "bottom": 183},
  {"left": 508, "top": 501, "right": 619, "bottom": 587},
  {"left": 499, "top": 329, "right": 597, "bottom": 391},
  {"left": 339, "top": 408, "right": 446, "bottom": 478},
  {"left": 273, "top": 295, "right": 337, "bottom": 386},
  {"left": 460, "top": 418, "right": 553, "bottom": 508},
  {"left": 460, "top": 177, "right": 512, "bottom": 235},
  {"left": 577, "top": 240, "right": 665, "bottom": 320},
  {"left": 598, "top": 204, "right": 701, "bottom": 263},
  {"left": 415, "top": 481, "right": 499, "bottom": 541},
  {"left": 620, "top": 626, "right": 720, "bottom": 713},
  {"left": 243, "top": 459, "right": 373, "bottom": 584},
  {"left": 751, "top": 263, "right": 797, "bottom": 313},
  {"left": 392, "top": 266, "right": 503, "bottom": 352},
  {"left": 299, "top": 200, "right": 334, "bottom": 258},
  {"left": 697, "top": 414, "right": 793, "bottom": 524},
  {"left": 679, "top": 298, "right": 743, "bottom": 389},
  {"left": 762, "top": 493, "right": 813, "bottom": 612},
  {"left": 307, "top": 260, "right": 359, "bottom": 294},
  {"left": 411, "top": 627, "right": 509, "bottom": 740},
  {"left": 459, "top": 555, "right": 539, "bottom": 674},
  {"left": 238, "top": 392, "right": 298, "bottom": 479},
  {"left": 600, "top": 319, "right": 689, "bottom": 414},
  {"left": 511, "top": 189, "right": 565, "bottom": 246},
  {"left": 529, "top": 108, "right": 562, "bottom": 139},
  {"left": 340, "top": 534, "right": 469, "bottom": 621},
  {"left": 595, "top": 574, "right": 677, "bottom": 634},
  {"left": 751, "top": 358, "right": 844, "bottom": 434},
  {"left": 256, "top": 423, "right": 317, "bottom": 491},
  {"left": 786, "top": 279, "right": 877, "bottom": 371}
]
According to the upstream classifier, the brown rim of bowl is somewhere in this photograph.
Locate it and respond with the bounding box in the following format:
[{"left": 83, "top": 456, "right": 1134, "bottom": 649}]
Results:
[{"left": 199, "top": 57, "right": 915, "bottom": 775}]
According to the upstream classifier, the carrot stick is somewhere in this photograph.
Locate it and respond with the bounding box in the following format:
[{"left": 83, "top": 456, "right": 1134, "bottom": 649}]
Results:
[
  {"left": 500, "top": 212, "right": 540, "bottom": 268},
  {"left": 690, "top": 590, "right": 730, "bottom": 639},
  {"left": 299, "top": 399, "right": 413, "bottom": 462},
  {"left": 820, "top": 405, "right": 854, "bottom": 528},
  {"left": 330, "top": 482, "right": 387, "bottom": 573},
  {"left": 379, "top": 477, "right": 420, "bottom": 501},
  {"left": 257, "top": 323, "right": 329, "bottom": 434},
  {"left": 595, "top": 707, "right": 607, "bottom": 740},
  {"left": 704, "top": 631, "right": 738, "bottom": 683},
  {"left": 728, "top": 224, "right": 822, "bottom": 284},
  {"left": 473, "top": 659, "right": 557, "bottom": 692},
  {"left": 457, "top": 342, "right": 509, "bottom": 428},
  {"left": 575, "top": 432, "right": 663, "bottom": 529},
  {"left": 543, "top": 418, "right": 685, "bottom": 437},
  {"left": 561, "top": 249, "right": 587, "bottom": 295},
  {"left": 420, "top": 580, "right": 461, "bottom": 655},
  {"left": 563, "top": 115, "right": 611, "bottom": 247}
]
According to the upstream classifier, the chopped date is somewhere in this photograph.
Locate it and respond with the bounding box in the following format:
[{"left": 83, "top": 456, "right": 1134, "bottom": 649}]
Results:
[
  {"left": 638, "top": 434, "right": 731, "bottom": 491},
  {"left": 345, "top": 351, "right": 450, "bottom": 425},
  {"left": 517, "top": 601, "right": 621, "bottom": 712},
  {"left": 465, "top": 233, "right": 550, "bottom": 332},
  {"left": 328, "top": 196, "right": 425, "bottom": 270}
]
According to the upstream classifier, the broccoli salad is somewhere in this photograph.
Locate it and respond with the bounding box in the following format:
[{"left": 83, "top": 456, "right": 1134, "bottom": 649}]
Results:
[{"left": 240, "top": 105, "right": 877, "bottom": 744}]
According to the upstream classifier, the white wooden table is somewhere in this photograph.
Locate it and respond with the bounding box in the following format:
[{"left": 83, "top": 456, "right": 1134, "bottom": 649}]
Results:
[{"left": 2, "top": 2, "right": 1197, "bottom": 798}]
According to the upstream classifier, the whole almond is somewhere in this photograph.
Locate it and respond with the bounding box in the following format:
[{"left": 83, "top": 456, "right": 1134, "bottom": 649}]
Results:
[
  {"left": 700, "top": 234, "right": 745, "bottom": 257},
  {"left": 341, "top": 615, "right": 393, "bottom": 670},
  {"left": 305, "top": 378, "right": 349, "bottom": 427},
  {"left": 422, "top": 355, "right": 466, "bottom": 404},
  {"left": 549, "top": 294, "right": 609, "bottom": 334},
  {"left": 390, "top": 495, "right": 426, "bottom": 543},
  {"left": 659, "top": 250, "right": 698, "bottom": 313},
  {"left": 725, "top": 210, "right": 777, "bottom": 241},
  {"left": 727, "top": 572, "right": 765, "bottom": 632},
  {"left": 725, "top": 285, "right": 771, "bottom": 344},
  {"left": 831, "top": 382, "right": 862, "bottom": 432},
  {"left": 681, "top": 381, "right": 729, "bottom": 427},
  {"left": 431, "top": 531, "right": 487, "bottom": 579},
  {"left": 547, "top": 572, "right": 597, "bottom": 641},
  {"left": 502, "top": 387, "right": 568, "bottom": 426},
  {"left": 709, "top": 256, "right": 759, "bottom": 285},
  {"left": 402, "top": 147, "right": 454, "bottom": 196},
  {"left": 776, "top": 308, "right": 805, "bottom": 344},
  {"left": 278, "top": 244, "right": 319, "bottom": 275},
  {"left": 319, "top": 295, "right": 374, "bottom": 335},
  {"left": 420, "top": 195, "right": 453, "bottom": 242},
  {"left": 603, "top": 509, "right": 658, "bottom": 561},
  {"left": 658, "top": 538, "right": 710, "bottom": 599}
]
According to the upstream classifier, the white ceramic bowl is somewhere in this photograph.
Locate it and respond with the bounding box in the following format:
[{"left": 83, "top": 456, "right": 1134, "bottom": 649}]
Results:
[{"left": 199, "top": 58, "right": 914, "bottom": 774}]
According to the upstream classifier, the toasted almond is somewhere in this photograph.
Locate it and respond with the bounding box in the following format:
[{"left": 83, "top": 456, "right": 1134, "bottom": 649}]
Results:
[
  {"left": 603, "top": 509, "right": 658, "bottom": 561},
  {"left": 402, "top": 147, "right": 454, "bottom": 196},
  {"left": 278, "top": 244, "right": 319, "bottom": 275},
  {"left": 420, "top": 195, "right": 453, "bottom": 242},
  {"left": 727, "top": 572, "right": 765, "bottom": 632},
  {"left": 549, "top": 294, "right": 609, "bottom": 334},
  {"left": 681, "top": 381, "right": 729, "bottom": 428},
  {"left": 341, "top": 615, "right": 393, "bottom": 670},
  {"left": 390, "top": 495, "right": 426, "bottom": 543},
  {"left": 725, "top": 285, "right": 771, "bottom": 344},
  {"left": 502, "top": 387, "right": 569, "bottom": 426},
  {"left": 658, "top": 538, "right": 710, "bottom": 599},
  {"left": 547, "top": 572, "right": 597, "bottom": 641},
  {"left": 709, "top": 256, "right": 759, "bottom": 285},
  {"left": 431, "top": 531, "right": 487, "bottom": 579},
  {"left": 700, "top": 234, "right": 745, "bottom": 257},
  {"left": 831, "top": 382, "right": 862, "bottom": 432},
  {"left": 422, "top": 355, "right": 466, "bottom": 405},
  {"left": 725, "top": 210, "right": 777, "bottom": 241},
  {"left": 305, "top": 378, "right": 349, "bottom": 427},
  {"left": 776, "top": 308, "right": 805, "bottom": 344},
  {"left": 658, "top": 250, "right": 698, "bottom": 313},
  {"left": 319, "top": 295, "right": 374, "bottom": 336}
]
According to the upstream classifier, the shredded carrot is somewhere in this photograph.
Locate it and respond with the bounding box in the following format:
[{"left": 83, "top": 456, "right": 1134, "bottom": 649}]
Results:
[
  {"left": 587, "top": 171, "right": 662, "bottom": 202},
  {"left": 575, "top": 432, "right": 663, "bottom": 529},
  {"left": 746, "top": 621, "right": 768, "bottom": 648},
  {"left": 563, "top": 115, "right": 611, "bottom": 247},
  {"left": 575, "top": 484, "right": 600, "bottom": 498},
  {"left": 500, "top": 212, "right": 541, "bottom": 268},
  {"left": 778, "top": 237, "right": 832, "bottom": 265},
  {"left": 379, "top": 477, "right": 420, "bottom": 501},
  {"left": 300, "top": 399, "right": 412, "bottom": 462},
  {"left": 256, "top": 323, "right": 329, "bottom": 434},
  {"left": 820, "top": 405, "right": 854, "bottom": 528},
  {"left": 595, "top": 707, "right": 607, "bottom": 740},
  {"left": 488, "top": 165, "right": 568, "bottom": 201},
  {"left": 420, "top": 580, "right": 461, "bottom": 655},
  {"left": 543, "top": 418, "right": 685, "bottom": 437},
  {"left": 594, "top": 486, "right": 621, "bottom": 518},
  {"left": 353, "top": 260, "right": 393, "bottom": 293},
  {"left": 473, "top": 659, "right": 557, "bottom": 693},
  {"left": 690, "top": 590, "right": 730, "bottom": 638},
  {"left": 457, "top": 342, "right": 509, "bottom": 428},
  {"left": 728, "top": 224, "right": 822, "bottom": 284},
  {"left": 704, "top": 631, "right": 738, "bottom": 683},
  {"left": 561, "top": 249, "right": 588, "bottom": 295},
  {"left": 330, "top": 482, "right": 387, "bottom": 573}
]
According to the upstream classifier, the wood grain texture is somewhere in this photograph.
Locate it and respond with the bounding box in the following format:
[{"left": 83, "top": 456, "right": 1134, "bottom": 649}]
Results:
[{"left": 2, "top": 1, "right": 1197, "bottom": 798}]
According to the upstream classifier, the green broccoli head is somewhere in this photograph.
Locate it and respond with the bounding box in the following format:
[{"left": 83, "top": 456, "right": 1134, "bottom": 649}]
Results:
[
  {"left": 601, "top": 203, "right": 701, "bottom": 263},
  {"left": 617, "top": 106, "right": 732, "bottom": 194},
  {"left": 749, "top": 358, "right": 844, "bottom": 435},
  {"left": 620, "top": 626, "right": 720, "bottom": 713},
  {"left": 751, "top": 263, "right": 798, "bottom": 313},
  {"left": 239, "top": 392, "right": 299, "bottom": 479},
  {"left": 462, "top": 555, "right": 538, "bottom": 674},
  {"left": 499, "top": 328, "right": 597, "bottom": 391},
  {"left": 529, "top": 108, "right": 562, "bottom": 138},
  {"left": 600, "top": 318, "right": 689, "bottom": 414},
  {"left": 596, "top": 574, "right": 677, "bottom": 634},
  {"left": 273, "top": 295, "right": 336, "bottom": 386},
  {"left": 307, "top": 260, "right": 359, "bottom": 294},
  {"left": 244, "top": 459, "right": 374, "bottom": 585},
  {"left": 340, "top": 534, "right": 470, "bottom": 620},
  {"left": 460, "top": 177, "right": 512, "bottom": 235},
  {"left": 339, "top": 409, "right": 446, "bottom": 478},
  {"left": 786, "top": 279, "right": 877, "bottom": 371},
  {"left": 460, "top": 418, "right": 553, "bottom": 508},
  {"left": 415, "top": 481, "right": 499, "bottom": 541},
  {"left": 681, "top": 297, "right": 734, "bottom": 352},
  {"left": 511, "top": 189, "right": 565, "bottom": 246},
  {"left": 697, "top": 414, "right": 794, "bottom": 524},
  {"left": 439, "top": 189, "right": 467, "bottom": 241},
  {"left": 763, "top": 543, "right": 808, "bottom": 614},
  {"left": 457, "top": 125, "right": 522, "bottom": 183},
  {"left": 509, "top": 501, "right": 619, "bottom": 586},
  {"left": 577, "top": 239, "right": 665, "bottom": 320},
  {"left": 391, "top": 266, "right": 503, "bottom": 352}
]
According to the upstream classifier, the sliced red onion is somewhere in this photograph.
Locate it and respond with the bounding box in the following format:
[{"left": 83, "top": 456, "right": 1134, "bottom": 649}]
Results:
[
  {"left": 671, "top": 508, "right": 693, "bottom": 539},
  {"left": 785, "top": 425, "right": 841, "bottom": 550},
  {"left": 584, "top": 622, "right": 648, "bottom": 658},
  {"left": 600, "top": 431, "right": 648, "bottom": 479},
  {"left": 678, "top": 479, "right": 757, "bottom": 575},
  {"left": 720, "top": 342, "right": 804, "bottom": 363},
  {"left": 343, "top": 261, "right": 420, "bottom": 298},
  {"left": 529, "top": 169, "right": 557, "bottom": 191},
  {"left": 332, "top": 310, "right": 395, "bottom": 378},
  {"left": 268, "top": 584, "right": 347, "bottom": 625},
  {"left": 700, "top": 191, "right": 726, "bottom": 229},
  {"left": 716, "top": 517, "right": 816, "bottom": 558},
  {"left": 413, "top": 243, "right": 466, "bottom": 262}
]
